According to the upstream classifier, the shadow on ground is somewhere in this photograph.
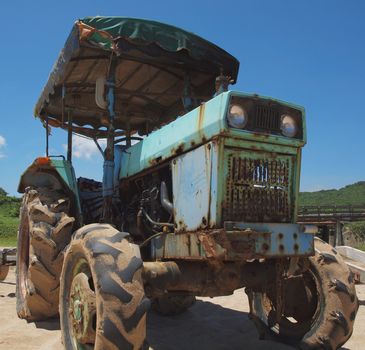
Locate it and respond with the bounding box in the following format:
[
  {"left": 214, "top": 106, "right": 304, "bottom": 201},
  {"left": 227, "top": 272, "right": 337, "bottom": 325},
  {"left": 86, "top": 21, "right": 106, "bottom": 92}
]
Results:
[
  {"left": 29, "top": 298, "right": 362, "bottom": 350},
  {"left": 147, "top": 300, "right": 269, "bottom": 350},
  {"left": 35, "top": 319, "right": 60, "bottom": 331}
]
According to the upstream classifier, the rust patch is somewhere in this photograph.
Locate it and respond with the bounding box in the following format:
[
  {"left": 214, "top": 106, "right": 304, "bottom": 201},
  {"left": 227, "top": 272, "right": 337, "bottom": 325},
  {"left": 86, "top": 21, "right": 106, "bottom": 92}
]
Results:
[
  {"left": 149, "top": 156, "right": 162, "bottom": 166},
  {"left": 197, "top": 103, "right": 206, "bottom": 132},
  {"left": 262, "top": 243, "right": 269, "bottom": 252},
  {"left": 252, "top": 132, "right": 270, "bottom": 139},
  {"left": 197, "top": 103, "right": 210, "bottom": 144},
  {"left": 230, "top": 239, "right": 256, "bottom": 255},
  {"left": 197, "top": 229, "right": 261, "bottom": 260},
  {"left": 201, "top": 217, "right": 207, "bottom": 226},
  {"left": 198, "top": 230, "right": 227, "bottom": 259},
  {"left": 199, "top": 235, "right": 217, "bottom": 258},
  {"left": 172, "top": 143, "right": 185, "bottom": 155}
]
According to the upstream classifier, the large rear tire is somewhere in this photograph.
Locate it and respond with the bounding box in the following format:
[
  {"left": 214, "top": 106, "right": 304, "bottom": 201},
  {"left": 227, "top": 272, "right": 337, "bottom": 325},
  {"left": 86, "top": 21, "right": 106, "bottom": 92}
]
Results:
[
  {"left": 16, "top": 188, "right": 74, "bottom": 321},
  {"left": 247, "top": 237, "right": 358, "bottom": 349},
  {"left": 60, "top": 224, "right": 150, "bottom": 349}
]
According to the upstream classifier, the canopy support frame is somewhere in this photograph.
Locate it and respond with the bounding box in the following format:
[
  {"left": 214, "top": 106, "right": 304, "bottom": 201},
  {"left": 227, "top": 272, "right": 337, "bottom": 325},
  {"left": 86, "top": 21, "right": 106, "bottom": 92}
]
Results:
[{"left": 101, "top": 55, "right": 118, "bottom": 223}]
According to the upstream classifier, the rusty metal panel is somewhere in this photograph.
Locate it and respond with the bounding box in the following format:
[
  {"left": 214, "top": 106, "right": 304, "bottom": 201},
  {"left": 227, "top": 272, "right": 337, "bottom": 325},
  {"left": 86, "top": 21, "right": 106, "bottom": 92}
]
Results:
[
  {"left": 222, "top": 148, "right": 294, "bottom": 223},
  {"left": 172, "top": 142, "right": 218, "bottom": 232},
  {"left": 224, "top": 222, "right": 314, "bottom": 257},
  {"left": 151, "top": 222, "right": 314, "bottom": 260}
]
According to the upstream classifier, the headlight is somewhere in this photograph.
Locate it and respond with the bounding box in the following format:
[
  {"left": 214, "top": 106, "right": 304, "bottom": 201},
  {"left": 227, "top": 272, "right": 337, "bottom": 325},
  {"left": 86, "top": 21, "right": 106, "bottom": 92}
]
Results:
[
  {"left": 227, "top": 104, "right": 248, "bottom": 129},
  {"left": 280, "top": 114, "right": 297, "bottom": 137}
]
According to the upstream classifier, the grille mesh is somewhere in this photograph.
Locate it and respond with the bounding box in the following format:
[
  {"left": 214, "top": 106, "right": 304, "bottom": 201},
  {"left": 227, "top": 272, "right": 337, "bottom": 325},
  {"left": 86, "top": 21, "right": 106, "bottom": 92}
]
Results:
[
  {"left": 254, "top": 105, "right": 281, "bottom": 131},
  {"left": 223, "top": 154, "right": 292, "bottom": 222}
]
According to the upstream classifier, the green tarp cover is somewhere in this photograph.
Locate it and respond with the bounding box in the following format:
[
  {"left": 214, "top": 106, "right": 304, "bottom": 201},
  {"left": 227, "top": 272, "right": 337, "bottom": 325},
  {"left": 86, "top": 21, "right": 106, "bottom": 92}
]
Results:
[
  {"left": 80, "top": 17, "right": 239, "bottom": 72},
  {"left": 35, "top": 17, "right": 239, "bottom": 137}
]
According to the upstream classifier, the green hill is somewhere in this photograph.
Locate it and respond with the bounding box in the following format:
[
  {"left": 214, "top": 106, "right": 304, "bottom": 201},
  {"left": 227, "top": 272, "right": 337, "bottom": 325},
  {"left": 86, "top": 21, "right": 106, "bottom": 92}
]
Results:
[
  {"left": 299, "top": 181, "right": 365, "bottom": 206},
  {"left": 299, "top": 182, "right": 365, "bottom": 247},
  {"left": 0, "top": 188, "right": 21, "bottom": 246}
]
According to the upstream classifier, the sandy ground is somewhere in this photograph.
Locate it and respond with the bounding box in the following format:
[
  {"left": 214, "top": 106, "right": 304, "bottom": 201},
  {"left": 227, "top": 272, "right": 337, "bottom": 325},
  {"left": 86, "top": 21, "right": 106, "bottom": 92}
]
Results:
[{"left": 0, "top": 267, "right": 364, "bottom": 350}]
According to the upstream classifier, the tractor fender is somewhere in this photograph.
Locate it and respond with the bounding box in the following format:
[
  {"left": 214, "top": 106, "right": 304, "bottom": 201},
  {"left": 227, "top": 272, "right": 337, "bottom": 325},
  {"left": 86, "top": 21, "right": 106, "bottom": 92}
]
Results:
[{"left": 18, "top": 157, "right": 83, "bottom": 225}]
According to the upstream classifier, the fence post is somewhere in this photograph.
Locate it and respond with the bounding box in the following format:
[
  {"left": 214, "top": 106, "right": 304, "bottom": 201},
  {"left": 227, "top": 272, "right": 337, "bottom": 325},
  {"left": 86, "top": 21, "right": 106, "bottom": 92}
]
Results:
[{"left": 335, "top": 220, "right": 343, "bottom": 246}]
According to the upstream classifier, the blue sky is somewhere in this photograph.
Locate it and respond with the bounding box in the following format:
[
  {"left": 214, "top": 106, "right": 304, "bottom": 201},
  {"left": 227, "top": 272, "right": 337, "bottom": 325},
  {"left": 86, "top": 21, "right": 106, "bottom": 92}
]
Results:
[{"left": 0, "top": 0, "right": 364, "bottom": 195}]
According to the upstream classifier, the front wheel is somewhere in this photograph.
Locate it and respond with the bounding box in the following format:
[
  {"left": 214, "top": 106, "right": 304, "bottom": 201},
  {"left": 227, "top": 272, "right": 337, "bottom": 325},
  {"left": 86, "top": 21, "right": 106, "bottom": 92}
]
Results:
[
  {"left": 247, "top": 238, "right": 358, "bottom": 350},
  {"left": 60, "top": 224, "right": 150, "bottom": 349}
]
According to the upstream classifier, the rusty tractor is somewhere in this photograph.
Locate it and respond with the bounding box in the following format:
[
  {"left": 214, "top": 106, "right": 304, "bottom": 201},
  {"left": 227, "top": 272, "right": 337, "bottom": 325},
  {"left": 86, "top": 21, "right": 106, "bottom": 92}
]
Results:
[{"left": 16, "top": 17, "right": 358, "bottom": 349}]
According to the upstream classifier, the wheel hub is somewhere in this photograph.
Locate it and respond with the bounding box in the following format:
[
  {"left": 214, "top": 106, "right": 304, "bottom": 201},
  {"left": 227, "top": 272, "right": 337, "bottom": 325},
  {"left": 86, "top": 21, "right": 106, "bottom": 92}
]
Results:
[{"left": 69, "top": 272, "right": 96, "bottom": 344}]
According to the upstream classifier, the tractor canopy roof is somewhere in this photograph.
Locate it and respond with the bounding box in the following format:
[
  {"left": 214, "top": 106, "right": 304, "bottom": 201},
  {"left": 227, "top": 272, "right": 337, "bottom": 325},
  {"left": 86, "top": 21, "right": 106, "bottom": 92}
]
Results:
[{"left": 35, "top": 17, "right": 240, "bottom": 138}]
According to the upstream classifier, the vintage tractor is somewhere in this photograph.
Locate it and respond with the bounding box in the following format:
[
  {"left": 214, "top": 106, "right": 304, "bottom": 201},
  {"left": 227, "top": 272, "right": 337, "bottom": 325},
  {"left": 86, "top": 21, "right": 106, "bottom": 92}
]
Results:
[{"left": 16, "top": 17, "right": 358, "bottom": 349}]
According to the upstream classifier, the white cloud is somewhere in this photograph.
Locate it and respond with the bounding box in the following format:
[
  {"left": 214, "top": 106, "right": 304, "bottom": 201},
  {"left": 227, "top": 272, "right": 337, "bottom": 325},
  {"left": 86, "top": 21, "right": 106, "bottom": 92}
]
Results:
[
  {"left": 0, "top": 135, "right": 6, "bottom": 158},
  {"left": 63, "top": 135, "right": 106, "bottom": 160}
]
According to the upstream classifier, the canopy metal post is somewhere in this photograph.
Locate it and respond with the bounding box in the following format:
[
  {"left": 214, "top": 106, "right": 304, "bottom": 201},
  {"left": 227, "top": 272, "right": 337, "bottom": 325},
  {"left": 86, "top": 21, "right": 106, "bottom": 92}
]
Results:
[
  {"left": 45, "top": 116, "right": 49, "bottom": 157},
  {"left": 61, "top": 85, "right": 66, "bottom": 126},
  {"left": 67, "top": 110, "right": 72, "bottom": 162},
  {"left": 126, "top": 120, "right": 131, "bottom": 147},
  {"left": 101, "top": 57, "right": 118, "bottom": 223}
]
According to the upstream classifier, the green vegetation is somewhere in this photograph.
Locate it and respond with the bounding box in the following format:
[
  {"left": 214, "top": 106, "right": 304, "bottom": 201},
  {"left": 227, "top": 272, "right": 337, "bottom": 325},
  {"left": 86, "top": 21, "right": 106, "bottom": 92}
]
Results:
[
  {"left": 299, "top": 182, "right": 365, "bottom": 249},
  {"left": 299, "top": 181, "right": 365, "bottom": 206},
  {"left": 0, "top": 187, "right": 20, "bottom": 246},
  {"left": 346, "top": 221, "right": 365, "bottom": 239},
  {"left": 355, "top": 242, "right": 365, "bottom": 252},
  {"left": 345, "top": 221, "right": 365, "bottom": 251}
]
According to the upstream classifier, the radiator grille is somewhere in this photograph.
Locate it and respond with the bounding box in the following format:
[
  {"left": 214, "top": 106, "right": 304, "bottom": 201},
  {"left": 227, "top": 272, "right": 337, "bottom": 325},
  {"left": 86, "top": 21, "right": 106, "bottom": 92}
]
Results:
[
  {"left": 254, "top": 105, "right": 281, "bottom": 131},
  {"left": 223, "top": 154, "right": 292, "bottom": 222}
]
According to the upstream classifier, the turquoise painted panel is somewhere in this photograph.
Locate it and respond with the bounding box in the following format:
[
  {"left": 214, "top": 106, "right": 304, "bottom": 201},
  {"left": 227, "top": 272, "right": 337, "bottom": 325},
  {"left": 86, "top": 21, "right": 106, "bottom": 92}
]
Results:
[
  {"left": 50, "top": 159, "right": 82, "bottom": 216},
  {"left": 120, "top": 92, "right": 227, "bottom": 179},
  {"left": 172, "top": 142, "right": 216, "bottom": 231},
  {"left": 225, "top": 222, "right": 314, "bottom": 256},
  {"left": 119, "top": 91, "right": 306, "bottom": 180}
]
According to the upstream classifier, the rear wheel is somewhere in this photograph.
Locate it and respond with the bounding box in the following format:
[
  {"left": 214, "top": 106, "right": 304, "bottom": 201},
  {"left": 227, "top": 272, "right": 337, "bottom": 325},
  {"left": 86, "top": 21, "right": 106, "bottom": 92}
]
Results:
[
  {"left": 247, "top": 238, "right": 358, "bottom": 349},
  {"left": 152, "top": 295, "right": 196, "bottom": 316},
  {"left": 60, "top": 224, "right": 150, "bottom": 349},
  {"left": 16, "top": 187, "right": 74, "bottom": 321}
]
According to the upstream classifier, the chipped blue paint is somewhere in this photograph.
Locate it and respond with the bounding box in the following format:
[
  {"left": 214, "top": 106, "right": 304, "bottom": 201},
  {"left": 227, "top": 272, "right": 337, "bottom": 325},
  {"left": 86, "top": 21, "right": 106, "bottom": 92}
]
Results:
[
  {"left": 151, "top": 222, "right": 314, "bottom": 260},
  {"left": 172, "top": 142, "right": 215, "bottom": 232},
  {"left": 119, "top": 91, "right": 306, "bottom": 180},
  {"left": 49, "top": 159, "right": 82, "bottom": 217},
  {"left": 225, "top": 222, "right": 314, "bottom": 256}
]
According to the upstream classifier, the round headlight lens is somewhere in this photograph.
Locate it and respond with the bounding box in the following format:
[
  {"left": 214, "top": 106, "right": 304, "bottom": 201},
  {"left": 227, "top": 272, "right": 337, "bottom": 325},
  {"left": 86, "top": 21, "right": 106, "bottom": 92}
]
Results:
[
  {"left": 281, "top": 115, "right": 297, "bottom": 137},
  {"left": 227, "top": 104, "right": 248, "bottom": 129}
]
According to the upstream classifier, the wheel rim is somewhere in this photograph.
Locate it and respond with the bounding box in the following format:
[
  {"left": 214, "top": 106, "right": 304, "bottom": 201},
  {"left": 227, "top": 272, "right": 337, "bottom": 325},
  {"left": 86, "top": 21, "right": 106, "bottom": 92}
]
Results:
[
  {"left": 257, "top": 266, "right": 322, "bottom": 340},
  {"left": 68, "top": 259, "right": 96, "bottom": 349}
]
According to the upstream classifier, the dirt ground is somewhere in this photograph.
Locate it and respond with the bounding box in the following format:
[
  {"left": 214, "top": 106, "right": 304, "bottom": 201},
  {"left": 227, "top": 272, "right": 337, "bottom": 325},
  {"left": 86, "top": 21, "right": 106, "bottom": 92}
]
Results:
[{"left": 1, "top": 267, "right": 364, "bottom": 350}]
